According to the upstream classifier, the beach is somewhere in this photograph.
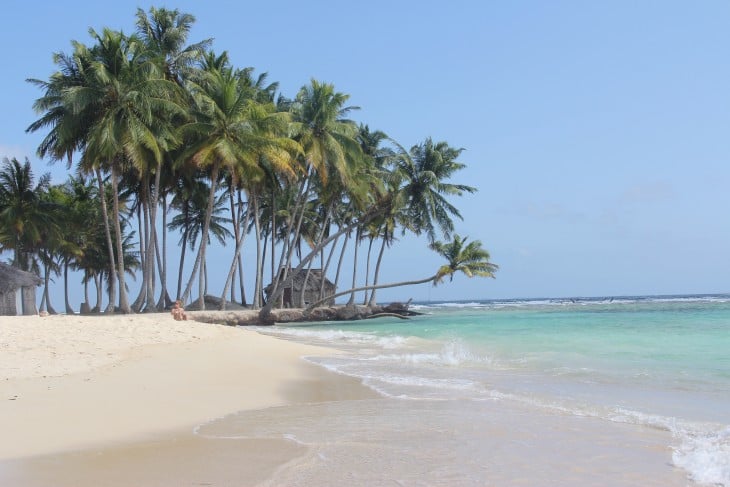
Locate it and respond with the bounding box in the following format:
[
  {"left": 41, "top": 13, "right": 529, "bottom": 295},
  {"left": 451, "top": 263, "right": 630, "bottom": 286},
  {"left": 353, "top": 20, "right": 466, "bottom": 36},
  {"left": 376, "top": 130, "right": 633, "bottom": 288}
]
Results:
[
  {"left": 1, "top": 298, "right": 727, "bottom": 486},
  {"left": 0, "top": 312, "right": 375, "bottom": 485}
]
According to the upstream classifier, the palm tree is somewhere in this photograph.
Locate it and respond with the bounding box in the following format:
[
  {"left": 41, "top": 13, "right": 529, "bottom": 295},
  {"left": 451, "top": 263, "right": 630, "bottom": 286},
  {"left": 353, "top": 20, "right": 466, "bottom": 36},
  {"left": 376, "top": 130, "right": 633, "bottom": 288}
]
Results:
[
  {"left": 77, "top": 28, "right": 183, "bottom": 313},
  {"left": 135, "top": 6, "right": 211, "bottom": 86},
  {"left": 0, "top": 157, "right": 59, "bottom": 272},
  {"left": 269, "top": 79, "right": 365, "bottom": 305},
  {"left": 306, "top": 234, "right": 498, "bottom": 309},
  {"left": 178, "top": 59, "right": 295, "bottom": 309},
  {"left": 398, "top": 138, "right": 477, "bottom": 243}
]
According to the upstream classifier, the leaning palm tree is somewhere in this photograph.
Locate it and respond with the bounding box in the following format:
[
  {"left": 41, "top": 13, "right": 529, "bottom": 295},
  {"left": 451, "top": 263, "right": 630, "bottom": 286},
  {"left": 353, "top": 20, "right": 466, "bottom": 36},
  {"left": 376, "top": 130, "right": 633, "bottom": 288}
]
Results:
[{"left": 306, "top": 234, "right": 498, "bottom": 309}]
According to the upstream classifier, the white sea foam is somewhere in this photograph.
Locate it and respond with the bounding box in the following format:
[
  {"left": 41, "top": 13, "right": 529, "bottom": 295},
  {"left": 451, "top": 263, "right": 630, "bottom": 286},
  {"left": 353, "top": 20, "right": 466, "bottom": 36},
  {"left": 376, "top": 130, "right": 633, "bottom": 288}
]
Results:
[{"left": 673, "top": 426, "right": 730, "bottom": 486}]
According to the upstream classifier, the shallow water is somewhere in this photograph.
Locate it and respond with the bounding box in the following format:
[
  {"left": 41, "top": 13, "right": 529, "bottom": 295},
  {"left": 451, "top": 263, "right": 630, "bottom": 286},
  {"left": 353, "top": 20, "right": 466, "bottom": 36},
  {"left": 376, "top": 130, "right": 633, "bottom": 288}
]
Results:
[{"left": 209, "top": 295, "right": 729, "bottom": 486}]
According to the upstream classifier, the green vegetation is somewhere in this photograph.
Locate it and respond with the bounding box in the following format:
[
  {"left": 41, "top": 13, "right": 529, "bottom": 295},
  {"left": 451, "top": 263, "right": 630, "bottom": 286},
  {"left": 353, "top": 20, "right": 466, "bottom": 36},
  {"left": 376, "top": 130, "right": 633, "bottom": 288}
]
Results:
[{"left": 0, "top": 7, "right": 497, "bottom": 318}]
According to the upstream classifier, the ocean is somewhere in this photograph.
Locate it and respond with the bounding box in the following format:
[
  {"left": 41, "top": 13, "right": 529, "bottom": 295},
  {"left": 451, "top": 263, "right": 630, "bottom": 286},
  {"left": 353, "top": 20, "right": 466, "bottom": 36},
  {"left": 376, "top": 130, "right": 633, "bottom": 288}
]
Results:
[{"left": 198, "top": 295, "right": 730, "bottom": 486}]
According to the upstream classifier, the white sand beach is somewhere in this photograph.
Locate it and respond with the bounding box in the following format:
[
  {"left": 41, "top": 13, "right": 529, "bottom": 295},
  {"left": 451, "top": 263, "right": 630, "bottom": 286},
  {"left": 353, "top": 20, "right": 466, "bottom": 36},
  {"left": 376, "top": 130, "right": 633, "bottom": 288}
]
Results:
[{"left": 0, "top": 312, "right": 375, "bottom": 485}]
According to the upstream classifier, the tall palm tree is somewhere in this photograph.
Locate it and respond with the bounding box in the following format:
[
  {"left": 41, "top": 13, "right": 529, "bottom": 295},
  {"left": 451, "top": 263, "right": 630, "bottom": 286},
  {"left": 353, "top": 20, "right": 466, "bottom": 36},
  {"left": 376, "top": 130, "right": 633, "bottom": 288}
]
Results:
[
  {"left": 307, "top": 234, "right": 498, "bottom": 309},
  {"left": 135, "top": 6, "right": 211, "bottom": 86},
  {"left": 398, "top": 138, "right": 476, "bottom": 243},
  {"left": 76, "top": 28, "right": 182, "bottom": 312}
]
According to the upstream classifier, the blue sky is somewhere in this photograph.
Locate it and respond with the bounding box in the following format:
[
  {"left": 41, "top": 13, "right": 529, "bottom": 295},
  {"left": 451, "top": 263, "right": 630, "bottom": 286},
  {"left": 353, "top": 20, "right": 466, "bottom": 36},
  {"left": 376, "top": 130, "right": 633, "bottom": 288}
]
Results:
[{"left": 1, "top": 1, "right": 729, "bottom": 304}]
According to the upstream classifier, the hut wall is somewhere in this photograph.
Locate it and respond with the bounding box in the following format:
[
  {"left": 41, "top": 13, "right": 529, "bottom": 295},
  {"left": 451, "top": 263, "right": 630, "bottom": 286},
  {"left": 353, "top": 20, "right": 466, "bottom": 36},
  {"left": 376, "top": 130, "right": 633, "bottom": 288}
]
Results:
[
  {"left": 0, "top": 291, "right": 17, "bottom": 316},
  {"left": 21, "top": 287, "right": 37, "bottom": 315}
]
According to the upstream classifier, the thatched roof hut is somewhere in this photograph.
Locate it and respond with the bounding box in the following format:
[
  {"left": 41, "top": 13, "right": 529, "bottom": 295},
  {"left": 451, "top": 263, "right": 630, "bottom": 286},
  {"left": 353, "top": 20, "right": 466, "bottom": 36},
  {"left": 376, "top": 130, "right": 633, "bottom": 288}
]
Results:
[
  {"left": 0, "top": 262, "right": 42, "bottom": 316},
  {"left": 264, "top": 269, "right": 336, "bottom": 308}
]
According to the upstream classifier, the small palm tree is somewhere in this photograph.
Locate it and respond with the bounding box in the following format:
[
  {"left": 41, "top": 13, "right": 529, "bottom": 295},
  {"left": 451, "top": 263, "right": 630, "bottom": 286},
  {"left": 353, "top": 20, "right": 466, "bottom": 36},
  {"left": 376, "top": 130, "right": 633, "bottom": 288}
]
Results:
[{"left": 0, "top": 157, "right": 59, "bottom": 272}]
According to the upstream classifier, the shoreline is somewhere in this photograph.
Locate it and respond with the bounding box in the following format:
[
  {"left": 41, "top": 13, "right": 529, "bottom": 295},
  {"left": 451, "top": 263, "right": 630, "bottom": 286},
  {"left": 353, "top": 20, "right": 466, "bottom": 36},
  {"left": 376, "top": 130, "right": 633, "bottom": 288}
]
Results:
[{"left": 0, "top": 313, "right": 377, "bottom": 485}]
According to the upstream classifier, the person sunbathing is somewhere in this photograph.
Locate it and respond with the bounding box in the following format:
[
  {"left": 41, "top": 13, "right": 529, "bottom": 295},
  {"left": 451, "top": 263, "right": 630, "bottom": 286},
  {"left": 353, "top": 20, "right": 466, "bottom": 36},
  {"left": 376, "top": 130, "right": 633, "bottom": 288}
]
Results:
[{"left": 171, "top": 300, "right": 188, "bottom": 321}]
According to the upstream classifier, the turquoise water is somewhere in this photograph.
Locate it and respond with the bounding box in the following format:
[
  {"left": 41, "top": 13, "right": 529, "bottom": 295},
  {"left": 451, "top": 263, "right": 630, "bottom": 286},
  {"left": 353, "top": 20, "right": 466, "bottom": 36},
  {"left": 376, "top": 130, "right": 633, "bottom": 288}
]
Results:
[{"left": 235, "top": 295, "right": 730, "bottom": 485}]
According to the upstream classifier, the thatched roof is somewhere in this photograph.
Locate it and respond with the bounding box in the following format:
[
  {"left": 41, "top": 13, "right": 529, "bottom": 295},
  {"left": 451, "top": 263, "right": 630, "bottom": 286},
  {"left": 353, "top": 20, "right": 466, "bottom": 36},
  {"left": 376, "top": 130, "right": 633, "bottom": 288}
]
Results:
[
  {"left": 264, "top": 269, "right": 335, "bottom": 294},
  {"left": 0, "top": 263, "right": 42, "bottom": 294}
]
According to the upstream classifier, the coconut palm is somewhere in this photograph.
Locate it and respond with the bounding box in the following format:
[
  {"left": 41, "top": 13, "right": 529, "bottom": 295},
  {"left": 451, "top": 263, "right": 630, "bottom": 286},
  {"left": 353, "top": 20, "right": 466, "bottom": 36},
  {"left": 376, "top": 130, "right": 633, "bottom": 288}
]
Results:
[
  {"left": 0, "top": 157, "right": 59, "bottom": 272},
  {"left": 26, "top": 44, "right": 121, "bottom": 312},
  {"left": 398, "top": 138, "right": 477, "bottom": 243},
  {"left": 269, "top": 79, "right": 366, "bottom": 305},
  {"left": 135, "top": 6, "right": 211, "bottom": 86},
  {"left": 178, "top": 59, "right": 295, "bottom": 308},
  {"left": 76, "top": 28, "right": 183, "bottom": 312},
  {"left": 307, "top": 234, "right": 498, "bottom": 309}
]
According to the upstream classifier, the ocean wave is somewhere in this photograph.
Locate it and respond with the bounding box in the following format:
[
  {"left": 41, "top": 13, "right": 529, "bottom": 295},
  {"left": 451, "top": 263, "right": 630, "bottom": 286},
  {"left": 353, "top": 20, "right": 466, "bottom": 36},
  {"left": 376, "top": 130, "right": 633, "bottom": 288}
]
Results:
[{"left": 257, "top": 326, "right": 407, "bottom": 349}]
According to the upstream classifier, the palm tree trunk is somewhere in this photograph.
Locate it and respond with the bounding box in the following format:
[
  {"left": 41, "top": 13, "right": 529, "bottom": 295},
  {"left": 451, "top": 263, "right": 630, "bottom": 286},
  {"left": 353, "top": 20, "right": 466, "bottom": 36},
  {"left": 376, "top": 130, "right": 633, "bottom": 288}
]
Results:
[
  {"left": 220, "top": 199, "right": 251, "bottom": 310},
  {"left": 131, "top": 200, "right": 147, "bottom": 312},
  {"left": 334, "top": 231, "right": 350, "bottom": 294},
  {"left": 96, "top": 168, "right": 117, "bottom": 313},
  {"left": 181, "top": 161, "right": 220, "bottom": 309},
  {"left": 41, "top": 261, "right": 56, "bottom": 314},
  {"left": 83, "top": 272, "right": 90, "bottom": 311},
  {"left": 271, "top": 172, "right": 311, "bottom": 302},
  {"left": 64, "top": 261, "right": 74, "bottom": 314},
  {"left": 362, "top": 237, "right": 374, "bottom": 305},
  {"left": 270, "top": 191, "right": 276, "bottom": 292},
  {"left": 308, "top": 274, "right": 437, "bottom": 311},
  {"left": 143, "top": 166, "right": 162, "bottom": 312},
  {"left": 156, "top": 195, "right": 169, "bottom": 309},
  {"left": 176, "top": 213, "right": 189, "bottom": 300},
  {"left": 347, "top": 229, "right": 361, "bottom": 306},
  {"left": 368, "top": 237, "right": 388, "bottom": 307},
  {"left": 110, "top": 164, "right": 131, "bottom": 313},
  {"left": 252, "top": 196, "right": 264, "bottom": 309},
  {"left": 94, "top": 273, "right": 102, "bottom": 312},
  {"left": 320, "top": 235, "right": 340, "bottom": 300}
]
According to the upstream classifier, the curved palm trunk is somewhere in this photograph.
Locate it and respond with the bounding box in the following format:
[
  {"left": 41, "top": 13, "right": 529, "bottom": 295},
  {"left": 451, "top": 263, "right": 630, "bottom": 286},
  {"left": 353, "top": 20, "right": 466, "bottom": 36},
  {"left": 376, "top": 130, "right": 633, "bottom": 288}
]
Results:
[
  {"left": 320, "top": 235, "right": 340, "bottom": 300},
  {"left": 95, "top": 168, "right": 117, "bottom": 313},
  {"left": 41, "top": 262, "right": 57, "bottom": 314},
  {"left": 333, "top": 231, "right": 350, "bottom": 293},
  {"left": 308, "top": 274, "right": 437, "bottom": 311},
  {"left": 367, "top": 237, "right": 388, "bottom": 307},
  {"left": 110, "top": 164, "right": 131, "bottom": 313}
]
